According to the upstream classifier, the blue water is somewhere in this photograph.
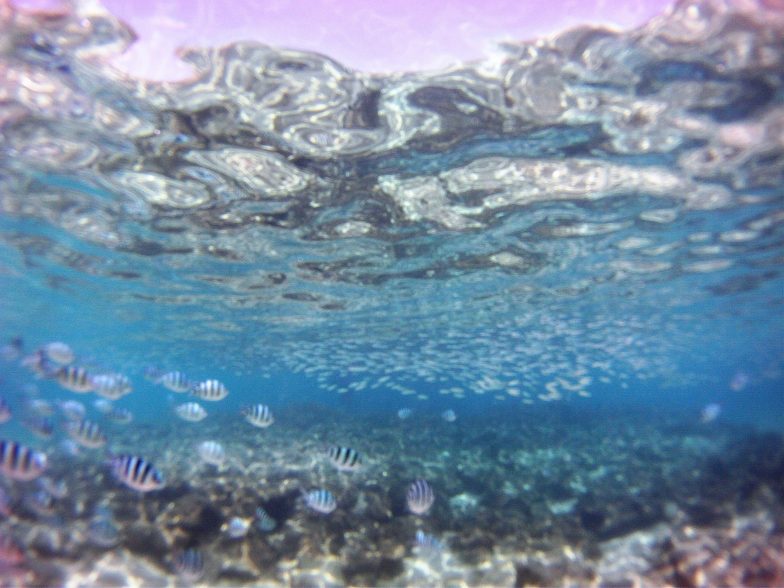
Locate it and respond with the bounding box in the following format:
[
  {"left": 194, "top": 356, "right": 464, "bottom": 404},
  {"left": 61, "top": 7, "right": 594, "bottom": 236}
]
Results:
[{"left": 0, "top": 0, "right": 783, "bottom": 585}]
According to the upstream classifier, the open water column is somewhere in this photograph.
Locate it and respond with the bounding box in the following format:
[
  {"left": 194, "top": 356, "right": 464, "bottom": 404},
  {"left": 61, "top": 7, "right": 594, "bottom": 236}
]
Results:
[{"left": 0, "top": 0, "right": 783, "bottom": 585}]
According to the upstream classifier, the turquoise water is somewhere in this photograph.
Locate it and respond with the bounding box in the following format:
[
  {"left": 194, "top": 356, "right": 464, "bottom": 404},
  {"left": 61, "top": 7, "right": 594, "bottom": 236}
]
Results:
[{"left": 0, "top": 0, "right": 783, "bottom": 585}]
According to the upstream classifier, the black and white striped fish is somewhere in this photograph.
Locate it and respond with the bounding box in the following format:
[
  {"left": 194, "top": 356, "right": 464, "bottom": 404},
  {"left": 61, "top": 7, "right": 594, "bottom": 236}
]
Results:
[
  {"left": 106, "top": 407, "right": 133, "bottom": 424},
  {"left": 173, "top": 548, "right": 205, "bottom": 582},
  {"left": 415, "top": 530, "right": 443, "bottom": 552},
  {"left": 197, "top": 441, "right": 225, "bottom": 466},
  {"left": 406, "top": 479, "right": 435, "bottom": 515},
  {"left": 0, "top": 439, "right": 47, "bottom": 481},
  {"left": 57, "top": 399, "right": 85, "bottom": 421},
  {"left": 255, "top": 506, "right": 277, "bottom": 532},
  {"left": 91, "top": 373, "right": 132, "bottom": 400},
  {"left": 41, "top": 342, "right": 74, "bottom": 365},
  {"left": 54, "top": 365, "right": 93, "bottom": 393},
  {"left": 242, "top": 404, "right": 274, "bottom": 428},
  {"left": 108, "top": 454, "right": 165, "bottom": 492},
  {"left": 303, "top": 488, "right": 337, "bottom": 514},
  {"left": 157, "top": 371, "right": 191, "bottom": 393},
  {"left": 191, "top": 379, "right": 228, "bottom": 401},
  {"left": 175, "top": 402, "right": 207, "bottom": 422},
  {"left": 326, "top": 446, "right": 362, "bottom": 471},
  {"left": 23, "top": 416, "right": 54, "bottom": 439},
  {"left": 66, "top": 419, "right": 107, "bottom": 449}
]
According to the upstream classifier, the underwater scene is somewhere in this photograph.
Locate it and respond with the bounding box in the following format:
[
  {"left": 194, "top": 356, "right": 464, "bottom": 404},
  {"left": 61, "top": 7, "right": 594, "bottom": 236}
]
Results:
[{"left": 1, "top": 0, "right": 784, "bottom": 585}]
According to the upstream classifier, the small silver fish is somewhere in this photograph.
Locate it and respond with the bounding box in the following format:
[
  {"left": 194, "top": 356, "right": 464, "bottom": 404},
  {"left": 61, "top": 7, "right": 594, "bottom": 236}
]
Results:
[
  {"left": 66, "top": 419, "right": 107, "bottom": 449},
  {"left": 191, "top": 379, "right": 229, "bottom": 401},
  {"left": 700, "top": 403, "right": 721, "bottom": 424},
  {"left": 176, "top": 402, "right": 207, "bottom": 422},
  {"left": 303, "top": 489, "right": 337, "bottom": 514},
  {"left": 326, "top": 446, "right": 362, "bottom": 471},
  {"left": 397, "top": 408, "right": 412, "bottom": 420},
  {"left": 0, "top": 440, "right": 47, "bottom": 481},
  {"left": 109, "top": 455, "right": 164, "bottom": 492},
  {"left": 197, "top": 441, "right": 225, "bottom": 466},
  {"left": 406, "top": 479, "right": 435, "bottom": 515},
  {"left": 242, "top": 404, "right": 274, "bottom": 428},
  {"left": 441, "top": 409, "right": 457, "bottom": 423}
]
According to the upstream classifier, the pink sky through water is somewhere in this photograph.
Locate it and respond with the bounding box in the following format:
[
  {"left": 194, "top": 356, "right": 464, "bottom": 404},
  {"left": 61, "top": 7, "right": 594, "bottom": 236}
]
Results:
[{"left": 12, "top": 0, "right": 674, "bottom": 79}]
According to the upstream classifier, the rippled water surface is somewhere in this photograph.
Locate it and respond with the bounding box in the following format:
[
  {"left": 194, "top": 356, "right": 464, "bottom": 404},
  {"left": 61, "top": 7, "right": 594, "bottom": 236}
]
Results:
[{"left": 1, "top": 0, "right": 783, "bottom": 399}]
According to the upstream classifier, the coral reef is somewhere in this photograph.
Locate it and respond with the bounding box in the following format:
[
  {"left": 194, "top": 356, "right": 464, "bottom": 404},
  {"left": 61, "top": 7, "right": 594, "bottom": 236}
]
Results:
[{"left": 0, "top": 408, "right": 781, "bottom": 586}]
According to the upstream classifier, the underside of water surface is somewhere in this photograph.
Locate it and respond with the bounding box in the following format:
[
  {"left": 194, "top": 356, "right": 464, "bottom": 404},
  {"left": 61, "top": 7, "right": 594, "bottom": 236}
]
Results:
[{"left": 0, "top": 0, "right": 783, "bottom": 585}]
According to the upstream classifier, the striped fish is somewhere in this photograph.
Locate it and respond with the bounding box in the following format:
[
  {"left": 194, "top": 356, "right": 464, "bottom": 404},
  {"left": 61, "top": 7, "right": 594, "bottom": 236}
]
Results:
[
  {"left": 173, "top": 548, "right": 205, "bottom": 582},
  {"left": 0, "top": 440, "right": 47, "bottom": 481},
  {"left": 88, "top": 515, "right": 120, "bottom": 548},
  {"left": 109, "top": 454, "right": 165, "bottom": 492},
  {"left": 406, "top": 479, "right": 435, "bottom": 515},
  {"left": 41, "top": 342, "right": 74, "bottom": 365},
  {"left": 55, "top": 366, "right": 93, "bottom": 393},
  {"left": 24, "top": 416, "right": 54, "bottom": 439},
  {"left": 24, "top": 489, "right": 54, "bottom": 517},
  {"left": 415, "top": 530, "right": 443, "bottom": 552},
  {"left": 91, "top": 373, "right": 132, "bottom": 400},
  {"left": 242, "top": 404, "right": 274, "bottom": 428},
  {"left": 175, "top": 402, "right": 207, "bottom": 422},
  {"left": 66, "top": 419, "right": 107, "bottom": 449},
  {"left": 397, "top": 408, "right": 412, "bottom": 420},
  {"left": 0, "top": 397, "right": 11, "bottom": 424},
  {"left": 197, "top": 441, "right": 225, "bottom": 466},
  {"left": 57, "top": 399, "right": 85, "bottom": 421},
  {"left": 27, "top": 398, "right": 54, "bottom": 417},
  {"left": 303, "top": 488, "right": 337, "bottom": 514},
  {"left": 255, "top": 506, "right": 277, "bottom": 532},
  {"left": 158, "top": 371, "right": 191, "bottom": 393},
  {"left": 106, "top": 407, "right": 133, "bottom": 424},
  {"left": 326, "top": 446, "right": 362, "bottom": 471},
  {"left": 191, "top": 379, "right": 228, "bottom": 402}
]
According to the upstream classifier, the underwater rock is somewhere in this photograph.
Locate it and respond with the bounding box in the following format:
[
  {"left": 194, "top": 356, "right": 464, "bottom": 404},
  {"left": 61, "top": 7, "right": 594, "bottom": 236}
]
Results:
[
  {"left": 577, "top": 495, "right": 662, "bottom": 541},
  {"left": 341, "top": 555, "right": 404, "bottom": 586},
  {"left": 94, "top": 570, "right": 128, "bottom": 587},
  {"left": 355, "top": 488, "right": 393, "bottom": 523},
  {"left": 653, "top": 513, "right": 784, "bottom": 587},
  {"left": 449, "top": 492, "right": 480, "bottom": 517},
  {"left": 217, "top": 564, "right": 259, "bottom": 583},
  {"left": 124, "top": 523, "right": 169, "bottom": 562}
]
